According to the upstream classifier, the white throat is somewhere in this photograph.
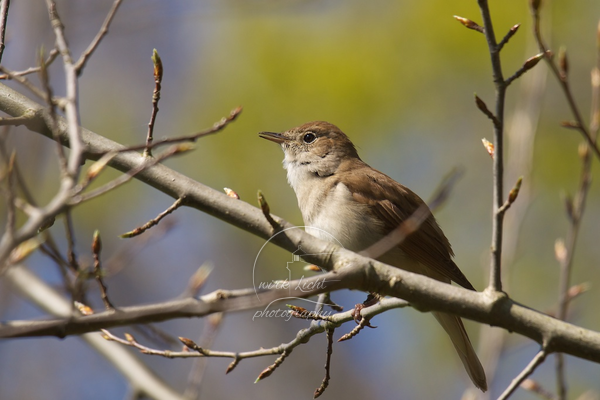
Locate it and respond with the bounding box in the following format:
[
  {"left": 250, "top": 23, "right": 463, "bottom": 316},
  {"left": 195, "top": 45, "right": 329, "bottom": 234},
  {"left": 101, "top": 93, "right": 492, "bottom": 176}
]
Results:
[{"left": 282, "top": 151, "right": 384, "bottom": 252}]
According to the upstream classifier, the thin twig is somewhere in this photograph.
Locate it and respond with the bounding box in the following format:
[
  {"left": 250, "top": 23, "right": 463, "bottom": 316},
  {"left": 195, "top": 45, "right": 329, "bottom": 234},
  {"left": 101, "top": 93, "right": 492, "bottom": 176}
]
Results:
[
  {"left": 181, "top": 263, "right": 213, "bottom": 298},
  {"left": 531, "top": 2, "right": 600, "bottom": 161},
  {"left": 77, "top": 152, "right": 118, "bottom": 192},
  {"left": 478, "top": 0, "right": 507, "bottom": 292},
  {"left": 0, "top": 0, "right": 9, "bottom": 64},
  {"left": 498, "top": 348, "right": 547, "bottom": 400},
  {"left": 6, "top": 266, "right": 184, "bottom": 400},
  {"left": 287, "top": 305, "right": 335, "bottom": 322},
  {"left": 144, "top": 49, "right": 163, "bottom": 157},
  {"left": 70, "top": 144, "right": 193, "bottom": 205},
  {"left": 520, "top": 379, "right": 558, "bottom": 400},
  {"left": 544, "top": 13, "right": 600, "bottom": 400},
  {"left": 505, "top": 52, "right": 545, "bottom": 86},
  {"left": 92, "top": 230, "right": 114, "bottom": 310},
  {"left": 255, "top": 351, "right": 289, "bottom": 382},
  {"left": 475, "top": 94, "right": 500, "bottom": 128},
  {"left": 121, "top": 106, "right": 243, "bottom": 154},
  {"left": 314, "top": 327, "right": 334, "bottom": 398},
  {"left": 89, "top": 297, "right": 407, "bottom": 365},
  {"left": 0, "top": 65, "right": 48, "bottom": 100},
  {"left": 183, "top": 313, "right": 223, "bottom": 400},
  {"left": 120, "top": 197, "right": 184, "bottom": 238},
  {"left": 45, "top": 0, "right": 84, "bottom": 178},
  {"left": 474, "top": 24, "right": 549, "bottom": 398},
  {"left": 0, "top": 111, "right": 38, "bottom": 126},
  {"left": 64, "top": 208, "right": 79, "bottom": 272},
  {"left": 257, "top": 190, "right": 279, "bottom": 231},
  {"left": 497, "top": 177, "right": 523, "bottom": 215},
  {"left": 0, "top": 49, "right": 59, "bottom": 80},
  {"left": 497, "top": 24, "right": 520, "bottom": 52},
  {"left": 0, "top": 134, "right": 75, "bottom": 295},
  {"left": 337, "top": 315, "right": 375, "bottom": 342},
  {"left": 4, "top": 150, "right": 15, "bottom": 239},
  {"left": 74, "top": 0, "right": 123, "bottom": 75}
]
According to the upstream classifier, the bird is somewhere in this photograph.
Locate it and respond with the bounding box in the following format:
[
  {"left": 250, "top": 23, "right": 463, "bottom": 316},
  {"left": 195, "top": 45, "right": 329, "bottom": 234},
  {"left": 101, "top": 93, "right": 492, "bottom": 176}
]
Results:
[{"left": 259, "top": 120, "right": 487, "bottom": 391}]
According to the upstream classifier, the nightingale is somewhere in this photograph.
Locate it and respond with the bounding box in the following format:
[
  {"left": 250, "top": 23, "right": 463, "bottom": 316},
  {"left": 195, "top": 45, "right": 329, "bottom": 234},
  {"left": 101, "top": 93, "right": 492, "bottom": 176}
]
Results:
[{"left": 259, "top": 121, "right": 487, "bottom": 391}]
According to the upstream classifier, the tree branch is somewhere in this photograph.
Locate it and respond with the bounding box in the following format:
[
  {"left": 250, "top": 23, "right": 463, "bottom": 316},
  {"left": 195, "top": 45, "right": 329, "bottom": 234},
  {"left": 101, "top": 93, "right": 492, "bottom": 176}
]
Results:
[
  {"left": 3, "top": 256, "right": 600, "bottom": 369},
  {"left": 4, "top": 265, "right": 185, "bottom": 400},
  {"left": 478, "top": 0, "right": 507, "bottom": 292}
]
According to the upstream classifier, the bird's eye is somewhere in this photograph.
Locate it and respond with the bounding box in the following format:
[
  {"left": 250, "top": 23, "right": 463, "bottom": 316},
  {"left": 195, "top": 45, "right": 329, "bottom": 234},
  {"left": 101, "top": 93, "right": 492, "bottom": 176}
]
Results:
[{"left": 303, "top": 132, "right": 317, "bottom": 144}]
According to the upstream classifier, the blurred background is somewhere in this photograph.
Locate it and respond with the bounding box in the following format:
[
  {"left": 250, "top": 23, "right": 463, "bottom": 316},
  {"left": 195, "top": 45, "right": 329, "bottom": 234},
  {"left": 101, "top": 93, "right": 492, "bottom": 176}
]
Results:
[{"left": 1, "top": 0, "right": 600, "bottom": 399}]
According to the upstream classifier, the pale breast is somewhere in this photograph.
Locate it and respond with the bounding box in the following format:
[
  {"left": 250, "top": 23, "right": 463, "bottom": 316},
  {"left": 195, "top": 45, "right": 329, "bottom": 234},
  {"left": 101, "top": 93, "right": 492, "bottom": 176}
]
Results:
[{"left": 302, "top": 182, "right": 386, "bottom": 252}]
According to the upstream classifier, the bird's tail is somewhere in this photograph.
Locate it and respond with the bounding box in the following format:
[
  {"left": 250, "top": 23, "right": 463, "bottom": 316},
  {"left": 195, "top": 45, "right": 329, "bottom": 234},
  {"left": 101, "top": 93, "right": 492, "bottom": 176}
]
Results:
[{"left": 433, "top": 311, "right": 488, "bottom": 392}]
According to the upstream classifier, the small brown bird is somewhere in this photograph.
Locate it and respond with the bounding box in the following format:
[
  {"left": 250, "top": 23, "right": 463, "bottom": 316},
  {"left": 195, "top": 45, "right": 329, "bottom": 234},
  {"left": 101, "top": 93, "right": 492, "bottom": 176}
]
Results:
[{"left": 259, "top": 121, "right": 487, "bottom": 391}]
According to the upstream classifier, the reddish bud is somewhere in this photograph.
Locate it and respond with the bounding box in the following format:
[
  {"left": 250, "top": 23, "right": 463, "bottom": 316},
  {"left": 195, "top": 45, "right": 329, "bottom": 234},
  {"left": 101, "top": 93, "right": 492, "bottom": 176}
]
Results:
[
  {"left": 226, "top": 359, "right": 239, "bottom": 374},
  {"left": 508, "top": 177, "right": 523, "bottom": 204},
  {"left": 223, "top": 187, "right": 240, "bottom": 199},
  {"left": 579, "top": 142, "right": 590, "bottom": 160},
  {"left": 554, "top": 239, "right": 568, "bottom": 265},
  {"left": 255, "top": 367, "right": 273, "bottom": 382},
  {"left": 257, "top": 190, "right": 270, "bottom": 215},
  {"left": 304, "top": 264, "right": 322, "bottom": 271},
  {"left": 567, "top": 283, "right": 590, "bottom": 300},
  {"left": 481, "top": 138, "right": 495, "bottom": 159},
  {"left": 179, "top": 337, "right": 198, "bottom": 349},
  {"left": 453, "top": 15, "right": 484, "bottom": 33},
  {"left": 523, "top": 53, "right": 544, "bottom": 70},
  {"left": 92, "top": 230, "right": 102, "bottom": 254},
  {"left": 521, "top": 379, "right": 539, "bottom": 391},
  {"left": 151, "top": 49, "right": 163, "bottom": 82},
  {"left": 558, "top": 47, "right": 568, "bottom": 80},
  {"left": 75, "top": 301, "right": 94, "bottom": 316}
]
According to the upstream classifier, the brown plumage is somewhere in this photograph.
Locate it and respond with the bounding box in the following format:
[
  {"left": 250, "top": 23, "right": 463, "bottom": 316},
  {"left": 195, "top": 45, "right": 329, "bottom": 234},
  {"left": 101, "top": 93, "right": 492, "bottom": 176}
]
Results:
[{"left": 259, "top": 121, "right": 487, "bottom": 391}]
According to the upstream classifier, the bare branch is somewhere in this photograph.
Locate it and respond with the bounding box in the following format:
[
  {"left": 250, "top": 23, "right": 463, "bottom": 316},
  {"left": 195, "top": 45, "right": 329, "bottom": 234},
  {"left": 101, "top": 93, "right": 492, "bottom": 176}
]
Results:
[
  {"left": 314, "top": 327, "right": 334, "bottom": 398},
  {"left": 505, "top": 52, "right": 546, "bottom": 86},
  {"left": 497, "top": 176, "right": 523, "bottom": 215},
  {"left": 73, "top": 0, "right": 123, "bottom": 75},
  {"left": 0, "top": 48, "right": 59, "bottom": 80},
  {"left": 5, "top": 265, "right": 185, "bottom": 400},
  {"left": 547, "top": 14, "right": 600, "bottom": 400},
  {"left": 92, "top": 230, "right": 114, "bottom": 310},
  {"left": 257, "top": 190, "right": 280, "bottom": 231},
  {"left": 70, "top": 144, "right": 194, "bottom": 205},
  {"left": 498, "top": 348, "right": 548, "bottom": 400},
  {"left": 531, "top": 2, "right": 600, "bottom": 161},
  {"left": 3, "top": 260, "right": 600, "bottom": 373},
  {"left": 122, "top": 106, "right": 243, "bottom": 154},
  {"left": 0, "top": 0, "right": 9, "bottom": 64},
  {"left": 0, "top": 65, "right": 48, "bottom": 100},
  {"left": 64, "top": 208, "right": 79, "bottom": 272},
  {"left": 45, "top": 0, "right": 84, "bottom": 177},
  {"left": 120, "top": 197, "right": 184, "bottom": 238},
  {"left": 183, "top": 313, "right": 223, "bottom": 399},
  {"left": 476, "top": 0, "right": 508, "bottom": 292},
  {"left": 144, "top": 49, "right": 163, "bottom": 157},
  {"left": 475, "top": 94, "right": 500, "bottom": 128},
  {"left": 497, "top": 24, "right": 521, "bottom": 51}
]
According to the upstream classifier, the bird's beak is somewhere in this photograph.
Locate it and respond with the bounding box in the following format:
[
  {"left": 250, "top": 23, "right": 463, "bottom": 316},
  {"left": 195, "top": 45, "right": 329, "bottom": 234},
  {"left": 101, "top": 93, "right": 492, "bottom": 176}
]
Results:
[{"left": 258, "top": 131, "right": 287, "bottom": 144}]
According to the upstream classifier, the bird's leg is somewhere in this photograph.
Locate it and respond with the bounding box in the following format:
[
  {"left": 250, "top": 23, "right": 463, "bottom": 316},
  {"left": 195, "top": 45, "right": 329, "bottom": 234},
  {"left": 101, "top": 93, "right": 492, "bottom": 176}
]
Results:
[{"left": 351, "top": 292, "right": 381, "bottom": 325}]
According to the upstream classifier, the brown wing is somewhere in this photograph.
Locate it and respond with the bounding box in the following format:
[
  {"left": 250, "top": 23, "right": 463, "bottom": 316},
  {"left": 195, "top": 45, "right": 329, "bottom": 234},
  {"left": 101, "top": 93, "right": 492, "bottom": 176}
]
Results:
[{"left": 342, "top": 161, "right": 475, "bottom": 290}]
